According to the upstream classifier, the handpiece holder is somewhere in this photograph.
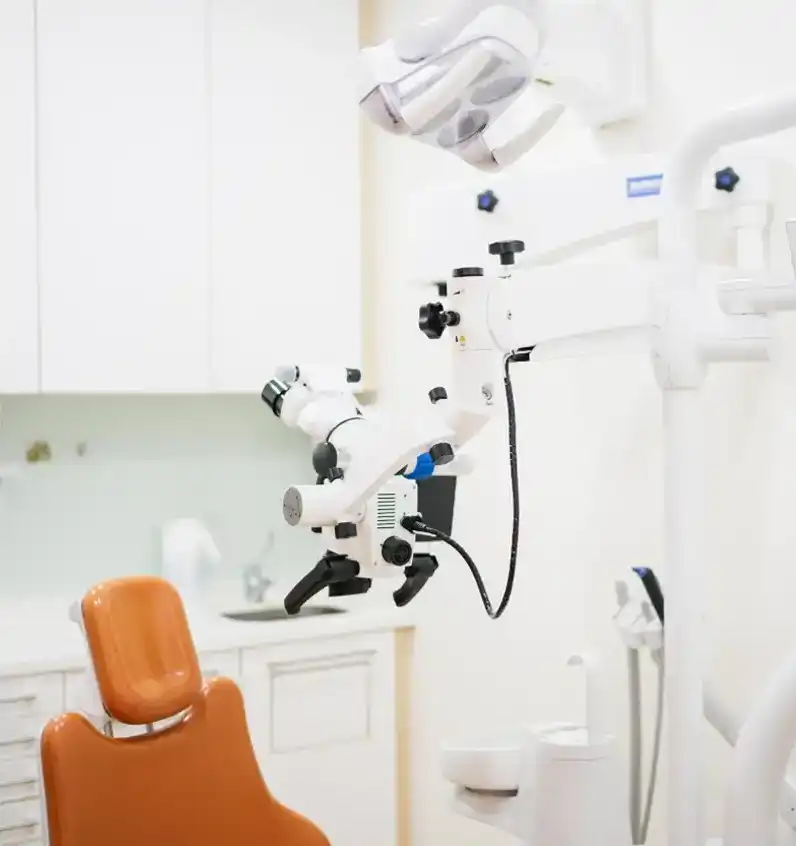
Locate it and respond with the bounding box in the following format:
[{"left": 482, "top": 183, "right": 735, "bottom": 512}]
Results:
[
  {"left": 393, "top": 553, "right": 440, "bottom": 607},
  {"left": 284, "top": 553, "right": 369, "bottom": 615}
]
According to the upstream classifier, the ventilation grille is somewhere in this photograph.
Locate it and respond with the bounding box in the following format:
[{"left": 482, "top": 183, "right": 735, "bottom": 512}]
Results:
[{"left": 376, "top": 491, "right": 397, "bottom": 530}]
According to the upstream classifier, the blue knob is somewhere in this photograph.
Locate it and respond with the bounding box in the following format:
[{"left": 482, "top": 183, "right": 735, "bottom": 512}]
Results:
[
  {"left": 715, "top": 167, "right": 740, "bottom": 192},
  {"left": 477, "top": 190, "right": 499, "bottom": 212}
]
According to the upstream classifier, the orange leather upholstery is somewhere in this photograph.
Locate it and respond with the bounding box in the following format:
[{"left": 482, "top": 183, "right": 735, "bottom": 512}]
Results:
[
  {"left": 40, "top": 577, "right": 330, "bottom": 846},
  {"left": 81, "top": 577, "right": 203, "bottom": 724}
]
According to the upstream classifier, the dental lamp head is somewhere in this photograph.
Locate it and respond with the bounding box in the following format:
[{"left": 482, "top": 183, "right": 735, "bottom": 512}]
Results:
[
  {"left": 358, "top": 2, "right": 562, "bottom": 171},
  {"left": 358, "top": 0, "right": 647, "bottom": 171}
]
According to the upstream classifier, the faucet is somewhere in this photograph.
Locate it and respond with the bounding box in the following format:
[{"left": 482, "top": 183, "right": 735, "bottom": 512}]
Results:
[
  {"left": 243, "top": 562, "right": 274, "bottom": 604},
  {"left": 242, "top": 532, "right": 277, "bottom": 604}
]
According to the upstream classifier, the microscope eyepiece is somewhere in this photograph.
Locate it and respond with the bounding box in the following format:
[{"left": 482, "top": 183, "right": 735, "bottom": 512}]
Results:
[{"left": 261, "top": 378, "right": 290, "bottom": 417}]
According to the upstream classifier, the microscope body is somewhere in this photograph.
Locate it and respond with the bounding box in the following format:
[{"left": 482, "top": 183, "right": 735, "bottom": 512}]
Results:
[{"left": 261, "top": 364, "right": 447, "bottom": 613}]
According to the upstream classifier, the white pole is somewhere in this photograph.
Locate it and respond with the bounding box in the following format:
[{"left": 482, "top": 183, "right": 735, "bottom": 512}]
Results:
[
  {"left": 659, "top": 94, "right": 796, "bottom": 846},
  {"left": 661, "top": 387, "right": 706, "bottom": 846}
]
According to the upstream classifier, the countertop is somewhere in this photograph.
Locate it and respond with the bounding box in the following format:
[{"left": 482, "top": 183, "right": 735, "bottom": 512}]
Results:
[{"left": 0, "top": 585, "right": 417, "bottom": 678}]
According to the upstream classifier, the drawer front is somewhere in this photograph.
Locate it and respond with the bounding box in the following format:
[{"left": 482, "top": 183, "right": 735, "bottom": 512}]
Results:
[
  {"left": 0, "top": 676, "right": 62, "bottom": 715},
  {"left": 0, "top": 761, "right": 37, "bottom": 792},
  {"left": 0, "top": 676, "right": 63, "bottom": 750},
  {"left": 0, "top": 796, "right": 41, "bottom": 843},
  {"left": 269, "top": 650, "right": 375, "bottom": 753}
]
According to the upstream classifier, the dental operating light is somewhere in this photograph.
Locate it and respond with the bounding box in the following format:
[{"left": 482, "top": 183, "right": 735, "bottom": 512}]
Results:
[{"left": 357, "top": 0, "right": 648, "bottom": 171}]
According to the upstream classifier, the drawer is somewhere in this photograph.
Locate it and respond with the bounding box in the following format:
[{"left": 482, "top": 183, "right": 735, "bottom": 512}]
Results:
[
  {"left": 0, "top": 736, "right": 41, "bottom": 762},
  {"left": 0, "top": 772, "right": 39, "bottom": 806},
  {"left": 0, "top": 676, "right": 62, "bottom": 730},
  {"left": 269, "top": 650, "right": 375, "bottom": 753},
  {"left": 0, "top": 797, "right": 40, "bottom": 840},
  {"left": 0, "top": 820, "right": 41, "bottom": 845},
  {"left": 0, "top": 761, "right": 36, "bottom": 792}
]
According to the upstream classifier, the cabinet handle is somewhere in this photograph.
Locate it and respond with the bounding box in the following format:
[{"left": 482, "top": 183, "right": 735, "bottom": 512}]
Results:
[
  {"left": 0, "top": 737, "right": 35, "bottom": 748},
  {"left": 0, "top": 793, "right": 39, "bottom": 807},
  {"left": 269, "top": 650, "right": 375, "bottom": 678},
  {"left": 0, "top": 779, "right": 36, "bottom": 790},
  {"left": 0, "top": 820, "right": 37, "bottom": 833}
]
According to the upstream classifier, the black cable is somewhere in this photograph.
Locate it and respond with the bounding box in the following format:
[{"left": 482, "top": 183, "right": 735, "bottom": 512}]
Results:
[{"left": 404, "top": 348, "right": 533, "bottom": 619}]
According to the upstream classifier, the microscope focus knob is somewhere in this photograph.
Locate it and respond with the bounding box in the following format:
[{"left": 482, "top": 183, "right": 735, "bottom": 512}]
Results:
[
  {"left": 312, "top": 442, "right": 338, "bottom": 476},
  {"left": 418, "top": 302, "right": 445, "bottom": 339},
  {"left": 488, "top": 240, "right": 525, "bottom": 266},
  {"left": 381, "top": 536, "right": 413, "bottom": 567},
  {"left": 429, "top": 442, "right": 455, "bottom": 466},
  {"left": 715, "top": 167, "right": 740, "bottom": 192}
]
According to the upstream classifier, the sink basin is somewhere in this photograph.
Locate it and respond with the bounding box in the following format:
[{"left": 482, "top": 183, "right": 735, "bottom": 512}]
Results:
[{"left": 222, "top": 606, "right": 345, "bottom": 622}]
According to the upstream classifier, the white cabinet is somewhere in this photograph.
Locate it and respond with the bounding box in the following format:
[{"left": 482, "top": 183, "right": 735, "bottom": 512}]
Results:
[
  {"left": 209, "top": 0, "right": 362, "bottom": 391},
  {"left": 36, "top": 0, "right": 211, "bottom": 392},
  {"left": 0, "top": 628, "right": 402, "bottom": 846},
  {"left": 0, "top": 672, "right": 64, "bottom": 846},
  {"left": 0, "top": 0, "right": 38, "bottom": 393},
  {"left": 242, "top": 633, "right": 397, "bottom": 846}
]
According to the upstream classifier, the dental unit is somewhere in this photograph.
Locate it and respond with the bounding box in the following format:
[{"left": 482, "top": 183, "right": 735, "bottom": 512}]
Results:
[{"left": 253, "top": 1, "right": 796, "bottom": 845}]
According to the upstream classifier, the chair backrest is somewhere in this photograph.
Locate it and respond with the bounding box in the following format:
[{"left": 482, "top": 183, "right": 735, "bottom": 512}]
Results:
[{"left": 40, "top": 577, "right": 330, "bottom": 846}]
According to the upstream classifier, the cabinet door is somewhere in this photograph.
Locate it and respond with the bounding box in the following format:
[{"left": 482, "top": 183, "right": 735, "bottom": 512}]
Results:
[
  {"left": 209, "top": 0, "right": 362, "bottom": 391},
  {"left": 37, "top": 0, "right": 210, "bottom": 392},
  {"left": 242, "top": 633, "right": 397, "bottom": 846},
  {"left": 0, "top": 0, "right": 38, "bottom": 393}
]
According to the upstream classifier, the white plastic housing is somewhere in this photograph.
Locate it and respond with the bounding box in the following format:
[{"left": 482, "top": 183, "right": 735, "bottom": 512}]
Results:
[{"left": 516, "top": 726, "right": 631, "bottom": 846}]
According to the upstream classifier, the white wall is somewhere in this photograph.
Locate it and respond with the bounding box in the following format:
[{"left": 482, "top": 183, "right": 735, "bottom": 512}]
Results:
[
  {"left": 362, "top": 0, "right": 796, "bottom": 844},
  {"left": 0, "top": 396, "right": 319, "bottom": 597}
]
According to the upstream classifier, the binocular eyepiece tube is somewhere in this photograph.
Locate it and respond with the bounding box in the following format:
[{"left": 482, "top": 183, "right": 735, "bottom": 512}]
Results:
[{"left": 261, "top": 378, "right": 290, "bottom": 417}]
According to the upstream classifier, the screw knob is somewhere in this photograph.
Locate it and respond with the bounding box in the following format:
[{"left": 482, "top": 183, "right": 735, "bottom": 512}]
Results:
[
  {"left": 477, "top": 189, "right": 499, "bottom": 212},
  {"left": 488, "top": 240, "right": 525, "bottom": 266},
  {"left": 428, "top": 387, "right": 448, "bottom": 404},
  {"left": 715, "top": 167, "right": 740, "bottom": 192}
]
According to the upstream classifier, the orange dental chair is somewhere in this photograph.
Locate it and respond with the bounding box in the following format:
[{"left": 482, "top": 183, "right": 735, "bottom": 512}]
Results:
[{"left": 39, "top": 576, "right": 331, "bottom": 846}]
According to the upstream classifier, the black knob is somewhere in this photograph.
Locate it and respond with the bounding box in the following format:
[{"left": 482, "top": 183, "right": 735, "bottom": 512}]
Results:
[
  {"left": 429, "top": 442, "right": 455, "bottom": 466},
  {"left": 418, "top": 302, "right": 445, "bottom": 339},
  {"left": 428, "top": 387, "right": 448, "bottom": 404},
  {"left": 312, "top": 442, "right": 338, "bottom": 476},
  {"left": 452, "top": 267, "right": 483, "bottom": 278},
  {"left": 715, "top": 167, "right": 740, "bottom": 192},
  {"left": 346, "top": 368, "right": 362, "bottom": 383},
  {"left": 382, "top": 536, "right": 413, "bottom": 566},
  {"left": 488, "top": 240, "right": 525, "bottom": 266},
  {"left": 334, "top": 522, "right": 357, "bottom": 540},
  {"left": 326, "top": 467, "right": 344, "bottom": 482},
  {"left": 311, "top": 526, "right": 323, "bottom": 534}
]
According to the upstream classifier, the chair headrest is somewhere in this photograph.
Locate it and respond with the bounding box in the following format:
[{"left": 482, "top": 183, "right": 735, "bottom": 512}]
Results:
[{"left": 81, "top": 577, "right": 202, "bottom": 725}]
